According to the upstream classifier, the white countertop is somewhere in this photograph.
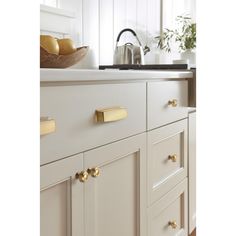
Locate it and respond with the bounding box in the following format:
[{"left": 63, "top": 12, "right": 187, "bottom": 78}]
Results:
[{"left": 40, "top": 68, "right": 193, "bottom": 84}]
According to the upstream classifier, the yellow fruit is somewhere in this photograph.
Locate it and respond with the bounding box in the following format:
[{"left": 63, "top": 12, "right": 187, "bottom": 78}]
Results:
[
  {"left": 57, "top": 38, "right": 76, "bottom": 55},
  {"left": 40, "top": 35, "right": 59, "bottom": 55}
]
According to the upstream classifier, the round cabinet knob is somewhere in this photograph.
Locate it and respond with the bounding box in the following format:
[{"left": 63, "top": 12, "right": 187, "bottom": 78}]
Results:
[
  {"left": 75, "top": 171, "right": 89, "bottom": 182},
  {"left": 168, "top": 99, "right": 178, "bottom": 107},
  {"left": 87, "top": 167, "right": 100, "bottom": 178},
  {"left": 168, "top": 220, "right": 178, "bottom": 229},
  {"left": 168, "top": 154, "right": 177, "bottom": 162}
]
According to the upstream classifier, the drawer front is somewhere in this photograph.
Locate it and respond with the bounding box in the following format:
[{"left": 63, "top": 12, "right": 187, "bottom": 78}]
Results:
[
  {"left": 147, "top": 81, "right": 188, "bottom": 130},
  {"left": 148, "top": 178, "right": 188, "bottom": 236},
  {"left": 148, "top": 119, "right": 187, "bottom": 205},
  {"left": 40, "top": 83, "right": 146, "bottom": 165}
]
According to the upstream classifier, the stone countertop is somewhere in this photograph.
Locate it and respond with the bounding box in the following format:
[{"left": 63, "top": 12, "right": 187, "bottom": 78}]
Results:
[{"left": 40, "top": 68, "right": 193, "bottom": 84}]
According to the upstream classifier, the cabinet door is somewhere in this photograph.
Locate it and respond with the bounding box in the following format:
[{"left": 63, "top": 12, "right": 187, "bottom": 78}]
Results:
[
  {"left": 83, "top": 134, "right": 147, "bottom": 236},
  {"left": 40, "top": 153, "right": 84, "bottom": 236},
  {"left": 147, "top": 119, "right": 188, "bottom": 205},
  {"left": 188, "top": 112, "right": 196, "bottom": 233}
]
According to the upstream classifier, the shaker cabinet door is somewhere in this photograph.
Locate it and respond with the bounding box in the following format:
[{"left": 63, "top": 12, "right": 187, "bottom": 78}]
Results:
[
  {"left": 40, "top": 153, "right": 84, "bottom": 236},
  {"left": 83, "top": 134, "right": 147, "bottom": 236}
]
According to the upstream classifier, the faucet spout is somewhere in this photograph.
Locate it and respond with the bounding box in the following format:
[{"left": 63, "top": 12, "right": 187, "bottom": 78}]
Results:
[{"left": 143, "top": 45, "right": 150, "bottom": 55}]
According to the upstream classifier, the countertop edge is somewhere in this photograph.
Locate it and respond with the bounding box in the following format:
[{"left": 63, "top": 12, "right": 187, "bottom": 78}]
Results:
[{"left": 40, "top": 69, "right": 193, "bottom": 84}]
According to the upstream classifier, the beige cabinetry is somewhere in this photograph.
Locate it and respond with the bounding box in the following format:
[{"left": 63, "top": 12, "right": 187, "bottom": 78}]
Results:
[
  {"left": 41, "top": 76, "right": 195, "bottom": 236},
  {"left": 147, "top": 81, "right": 188, "bottom": 130},
  {"left": 148, "top": 179, "right": 188, "bottom": 236},
  {"left": 40, "top": 133, "right": 147, "bottom": 236},
  {"left": 147, "top": 119, "right": 188, "bottom": 205},
  {"left": 41, "top": 83, "right": 146, "bottom": 165},
  {"left": 188, "top": 111, "right": 196, "bottom": 234},
  {"left": 83, "top": 134, "right": 147, "bottom": 236},
  {"left": 40, "top": 153, "right": 84, "bottom": 236},
  {"left": 146, "top": 80, "right": 190, "bottom": 236}
]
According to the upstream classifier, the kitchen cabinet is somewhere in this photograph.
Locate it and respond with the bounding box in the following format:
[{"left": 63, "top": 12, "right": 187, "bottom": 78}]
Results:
[
  {"left": 147, "top": 119, "right": 188, "bottom": 205},
  {"left": 40, "top": 153, "right": 84, "bottom": 236},
  {"left": 83, "top": 134, "right": 147, "bottom": 236},
  {"left": 40, "top": 69, "right": 195, "bottom": 236},
  {"left": 188, "top": 111, "right": 196, "bottom": 234},
  {"left": 40, "top": 133, "right": 146, "bottom": 236}
]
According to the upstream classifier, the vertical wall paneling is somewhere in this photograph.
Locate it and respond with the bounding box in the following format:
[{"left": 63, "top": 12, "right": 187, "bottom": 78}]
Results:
[
  {"left": 126, "top": 0, "right": 137, "bottom": 44},
  {"left": 81, "top": 0, "right": 100, "bottom": 68},
  {"left": 40, "top": 5, "right": 76, "bottom": 39},
  {"left": 136, "top": 0, "right": 147, "bottom": 46},
  {"left": 162, "top": 0, "right": 173, "bottom": 29},
  {"left": 114, "top": 0, "right": 127, "bottom": 46},
  {"left": 185, "top": 0, "right": 196, "bottom": 21},
  {"left": 145, "top": 0, "right": 161, "bottom": 64},
  {"left": 59, "top": 0, "right": 83, "bottom": 46},
  {"left": 161, "top": 0, "right": 194, "bottom": 63},
  {"left": 99, "top": 0, "right": 114, "bottom": 65},
  {"left": 146, "top": 0, "right": 160, "bottom": 40},
  {"left": 44, "top": 0, "right": 58, "bottom": 7}
]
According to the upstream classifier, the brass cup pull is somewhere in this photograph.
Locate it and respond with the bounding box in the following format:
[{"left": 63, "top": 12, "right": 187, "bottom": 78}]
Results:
[
  {"left": 95, "top": 107, "right": 128, "bottom": 123},
  {"left": 76, "top": 171, "right": 89, "bottom": 182},
  {"left": 87, "top": 167, "right": 100, "bottom": 178},
  {"left": 168, "top": 99, "right": 178, "bottom": 107},
  {"left": 40, "top": 117, "right": 56, "bottom": 136},
  {"left": 168, "top": 221, "right": 178, "bottom": 229},
  {"left": 168, "top": 154, "right": 177, "bottom": 162}
]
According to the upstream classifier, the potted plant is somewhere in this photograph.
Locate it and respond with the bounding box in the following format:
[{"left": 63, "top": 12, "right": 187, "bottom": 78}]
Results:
[{"left": 155, "top": 15, "right": 196, "bottom": 64}]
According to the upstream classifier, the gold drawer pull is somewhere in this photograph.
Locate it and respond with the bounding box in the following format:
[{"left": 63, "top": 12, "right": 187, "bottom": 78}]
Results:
[
  {"left": 95, "top": 107, "right": 128, "bottom": 123},
  {"left": 87, "top": 167, "right": 100, "bottom": 178},
  {"left": 168, "top": 99, "right": 178, "bottom": 107},
  {"left": 168, "top": 154, "right": 177, "bottom": 162},
  {"left": 168, "top": 220, "right": 178, "bottom": 229},
  {"left": 40, "top": 117, "right": 56, "bottom": 136},
  {"left": 75, "top": 171, "right": 89, "bottom": 182}
]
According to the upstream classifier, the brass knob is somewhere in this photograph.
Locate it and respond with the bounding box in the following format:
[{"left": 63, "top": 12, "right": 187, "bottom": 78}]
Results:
[
  {"left": 75, "top": 171, "right": 89, "bottom": 182},
  {"left": 168, "top": 221, "right": 178, "bottom": 229},
  {"left": 168, "top": 154, "right": 177, "bottom": 162},
  {"left": 168, "top": 99, "right": 178, "bottom": 107},
  {"left": 87, "top": 167, "right": 100, "bottom": 178}
]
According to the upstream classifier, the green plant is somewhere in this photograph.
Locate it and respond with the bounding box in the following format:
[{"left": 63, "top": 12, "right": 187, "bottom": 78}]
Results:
[{"left": 155, "top": 15, "right": 196, "bottom": 53}]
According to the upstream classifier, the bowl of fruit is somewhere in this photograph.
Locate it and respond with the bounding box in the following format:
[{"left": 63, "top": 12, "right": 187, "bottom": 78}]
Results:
[{"left": 40, "top": 35, "right": 89, "bottom": 68}]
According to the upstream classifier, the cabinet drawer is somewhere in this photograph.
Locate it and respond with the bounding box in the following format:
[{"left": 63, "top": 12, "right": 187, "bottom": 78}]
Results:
[
  {"left": 148, "top": 178, "right": 188, "bottom": 236},
  {"left": 147, "top": 81, "right": 188, "bottom": 130},
  {"left": 40, "top": 83, "right": 146, "bottom": 165},
  {"left": 147, "top": 119, "right": 188, "bottom": 205}
]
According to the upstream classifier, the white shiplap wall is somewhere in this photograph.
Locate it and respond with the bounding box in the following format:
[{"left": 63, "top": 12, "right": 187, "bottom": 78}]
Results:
[
  {"left": 79, "top": 0, "right": 162, "bottom": 68},
  {"left": 40, "top": 0, "right": 196, "bottom": 68}
]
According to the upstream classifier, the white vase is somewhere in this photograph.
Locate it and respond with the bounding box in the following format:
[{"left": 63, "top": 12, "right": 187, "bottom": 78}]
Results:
[{"left": 181, "top": 49, "right": 196, "bottom": 65}]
